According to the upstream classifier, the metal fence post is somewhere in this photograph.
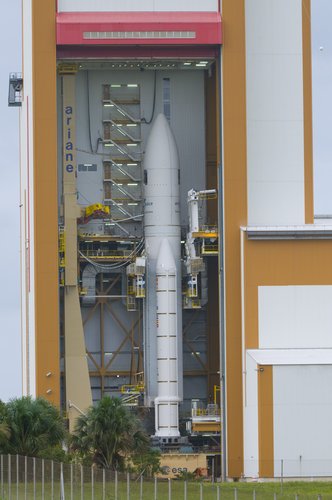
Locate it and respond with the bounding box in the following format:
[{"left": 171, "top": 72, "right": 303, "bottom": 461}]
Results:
[
  {"left": 127, "top": 472, "right": 130, "bottom": 500},
  {"left": 8, "top": 454, "right": 11, "bottom": 500},
  {"left": 280, "top": 459, "right": 284, "bottom": 496},
  {"left": 217, "top": 485, "right": 220, "bottom": 500},
  {"left": 24, "top": 456, "right": 27, "bottom": 500},
  {"left": 42, "top": 458, "right": 45, "bottom": 500},
  {"left": 200, "top": 481, "right": 203, "bottom": 500},
  {"left": 140, "top": 474, "right": 143, "bottom": 500},
  {"left": 253, "top": 489, "right": 256, "bottom": 500},
  {"left": 154, "top": 476, "right": 158, "bottom": 500},
  {"left": 80, "top": 464, "right": 84, "bottom": 500},
  {"left": 115, "top": 470, "right": 118, "bottom": 500},
  {"left": 102, "top": 468, "right": 105, "bottom": 500},
  {"left": 274, "top": 493, "right": 277, "bottom": 500},
  {"left": 234, "top": 487, "right": 238, "bottom": 500},
  {"left": 60, "top": 462, "right": 65, "bottom": 500},
  {"left": 51, "top": 460, "right": 54, "bottom": 500},
  {"left": 91, "top": 466, "right": 94, "bottom": 500},
  {"left": 184, "top": 480, "right": 187, "bottom": 500},
  {"left": 16, "top": 455, "right": 19, "bottom": 500},
  {"left": 168, "top": 478, "right": 171, "bottom": 500},
  {"left": 33, "top": 456, "right": 36, "bottom": 500},
  {"left": 71, "top": 463, "right": 73, "bottom": 500},
  {"left": 1, "top": 455, "right": 3, "bottom": 500}
]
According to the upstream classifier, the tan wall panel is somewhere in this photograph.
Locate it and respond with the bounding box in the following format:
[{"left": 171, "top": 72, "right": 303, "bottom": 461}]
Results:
[
  {"left": 222, "top": 0, "right": 247, "bottom": 477},
  {"left": 258, "top": 365, "right": 274, "bottom": 478},
  {"left": 158, "top": 454, "right": 207, "bottom": 478},
  {"left": 244, "top": 239, "right": 332, "bottom": 350},
  {"left": 302, "top": 0, "right": 314, "bottom": 223},
  {"left": 32, "top": 0, "right": 60, "bottom": 404}
]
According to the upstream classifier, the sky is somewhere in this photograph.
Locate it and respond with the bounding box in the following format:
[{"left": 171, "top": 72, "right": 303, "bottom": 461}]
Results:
[
  {"left": 0, "top": 1, "right": 331, "bottom": 401},
  {"left": 312, "top": 0, "right": 332, "bottom": 214},
  {"left": 0, "top": 0, "right": 21, "bottom": 401}
]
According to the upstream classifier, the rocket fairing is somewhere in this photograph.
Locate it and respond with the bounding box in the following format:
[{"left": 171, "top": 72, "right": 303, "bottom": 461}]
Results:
[{"left": 143, "top": 113, "right": 183, "bottom": 438}]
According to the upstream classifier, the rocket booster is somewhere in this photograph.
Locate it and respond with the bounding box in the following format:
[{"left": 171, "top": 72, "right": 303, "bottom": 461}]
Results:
[{"left": 143, "top": 114, "right": 183, "bottom": 438}]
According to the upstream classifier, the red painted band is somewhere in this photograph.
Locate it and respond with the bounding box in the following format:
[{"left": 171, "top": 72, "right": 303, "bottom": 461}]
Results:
[{"left": 57, "top": 11, "right": 222, "bottom": 46}]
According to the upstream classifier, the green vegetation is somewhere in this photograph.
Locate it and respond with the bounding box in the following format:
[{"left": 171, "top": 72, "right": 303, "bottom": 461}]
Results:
[
  {"left": 0, "top": 396, "right": 159, "bottom": 474},
  {"left": 0, "top": 396, "right": 65, "bottom": 457},
  {"left": 2, "top": 479, "right": 332, "bottom": 500},
  {"left": 71, "top": 396, "right": 152, "bottom": 470},
  {"left": 1, "top": 396, "right": 332, "bottom": 499}
]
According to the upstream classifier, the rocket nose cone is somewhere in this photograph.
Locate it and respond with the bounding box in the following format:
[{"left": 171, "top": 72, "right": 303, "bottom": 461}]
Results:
[
  {"left": 144, "top": 113, "right": 179, "bottom": 171},
  {"left": 154, "top": 113, "right": 169, "bottom": 129},
  {"left": 156, "top": 238, "right": 176, "bottom": 273}
]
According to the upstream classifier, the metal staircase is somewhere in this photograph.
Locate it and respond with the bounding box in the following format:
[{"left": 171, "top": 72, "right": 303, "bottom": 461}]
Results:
[{"left": 102, "top": 84, "right": 143, "bottom": 228}]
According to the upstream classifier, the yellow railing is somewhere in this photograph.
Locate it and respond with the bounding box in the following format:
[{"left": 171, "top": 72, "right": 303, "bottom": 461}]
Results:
[
  {"left": 192, "top": 408, "right": 220, "bottom": 417},
  {"left": 121, "top": 384, "right": 144, "bottom": 394}
]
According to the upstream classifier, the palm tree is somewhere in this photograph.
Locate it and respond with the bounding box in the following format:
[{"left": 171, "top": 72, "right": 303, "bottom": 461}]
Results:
[
  {"left": 0, "top": 400, "right": 10, "bottom": 451},
  {"left": 71, "top": 396, "right": 149, "bottom": 469},
  {"left": 0, "top": 422, "right": 10, "bottom": 451},
  {"left": 2, "top": 396, "right": 65, "bottom": 456}
]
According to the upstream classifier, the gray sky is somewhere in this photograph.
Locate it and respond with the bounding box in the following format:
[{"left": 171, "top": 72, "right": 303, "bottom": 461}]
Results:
[
  {"left": 312, "top": 0, "right": 332, "bottom": 215},
  {"left": 0, "top": 1, "right": 331, "bottom": 401},
  {"left": 0, "top": 0, "right": 21, "bottom": 401}
]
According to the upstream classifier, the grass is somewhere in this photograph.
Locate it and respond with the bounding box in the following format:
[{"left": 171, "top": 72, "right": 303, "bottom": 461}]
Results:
[{"left": 1, "top": 479, "right": 332, "bottom": 499}]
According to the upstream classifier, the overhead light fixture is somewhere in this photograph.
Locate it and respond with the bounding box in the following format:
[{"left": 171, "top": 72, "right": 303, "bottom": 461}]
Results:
[{"left": 183, "top": 62, "right": 192, "bottom": 66}]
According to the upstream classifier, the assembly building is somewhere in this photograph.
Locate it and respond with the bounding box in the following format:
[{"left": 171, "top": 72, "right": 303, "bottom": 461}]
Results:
[{"left": 12, "top": 0, "right": 332, "bottom": 479}]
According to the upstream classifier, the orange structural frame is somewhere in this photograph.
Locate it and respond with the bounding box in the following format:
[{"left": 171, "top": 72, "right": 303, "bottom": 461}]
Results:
[
  {"left": 222, "top": 0, "right": 247, "bottom": 478},
  {"left": 32, "top": 0, "right": 60, "bottom": 405}
]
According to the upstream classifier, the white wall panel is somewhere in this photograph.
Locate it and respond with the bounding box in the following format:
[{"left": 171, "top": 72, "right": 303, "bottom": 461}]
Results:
[
  {"left": 274, "top": 365, "right": 332, "bottom": 476},
  {"left": 243, "top": 353, "right": 259, "bottom": 477},
  {"left": 245, "top": 0, "right": 305, "bottom": 225},
  {"left": 58, "top": 0, "right": 219, "bottom": 12},
  {"left": 21, "top": 0, "right": 36, "bottom": 397},
  {"left": 259, "top": 286, "right": 332, "bottom": 349}
]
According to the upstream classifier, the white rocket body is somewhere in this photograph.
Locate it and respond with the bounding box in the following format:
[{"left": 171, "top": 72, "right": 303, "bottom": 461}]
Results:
[{"left": 143, "top": 113, "right": 182, "bottom": 438}]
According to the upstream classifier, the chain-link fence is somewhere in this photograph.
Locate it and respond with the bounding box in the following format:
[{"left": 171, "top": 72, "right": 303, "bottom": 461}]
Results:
[{"left": 1, "top": 455, "right": 332, "bottom": 499}]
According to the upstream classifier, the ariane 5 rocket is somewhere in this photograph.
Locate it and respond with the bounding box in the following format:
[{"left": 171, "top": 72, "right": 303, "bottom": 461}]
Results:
[{"left": 143, "top": 113, "right": 183, "bottom": 438}]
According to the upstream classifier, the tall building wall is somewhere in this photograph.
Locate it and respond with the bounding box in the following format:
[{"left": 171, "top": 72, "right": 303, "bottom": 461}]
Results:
[
  {"left": 221, "top": 0, "right": 332, "bottom": 479},
  {"left": 20, "top": 0, "right": 36, "bottom": 397},
  {"left": 20, "top": 0, "right": 60, "bottom": 404},
  {"left": 21, "top": 0, "right": 332, "bottom": 479},
  {"left": 245, "top": 0, "right": 306, "bottom": 225}
]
